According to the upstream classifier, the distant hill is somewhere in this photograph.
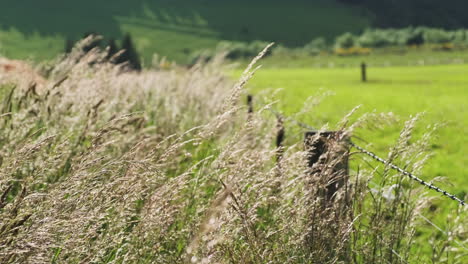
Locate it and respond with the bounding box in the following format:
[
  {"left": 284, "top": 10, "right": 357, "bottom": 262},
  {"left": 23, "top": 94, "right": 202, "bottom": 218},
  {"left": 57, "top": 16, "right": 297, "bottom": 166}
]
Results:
[
  {"left": 1, "top": 0, "right": 468, "bottom": 63},
  {"left": 0, "top": 0, "right": 369, "bottom": 62}
]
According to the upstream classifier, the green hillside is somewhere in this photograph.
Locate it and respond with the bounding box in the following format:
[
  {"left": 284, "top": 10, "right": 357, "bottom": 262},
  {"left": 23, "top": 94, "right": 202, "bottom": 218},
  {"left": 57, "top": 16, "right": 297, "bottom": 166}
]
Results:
[
  {"left": 0, "top": 0, "right": 371, "bottom": 62},
  {"left": 3, "top": 0, "right": 468, "bottom": 63}
]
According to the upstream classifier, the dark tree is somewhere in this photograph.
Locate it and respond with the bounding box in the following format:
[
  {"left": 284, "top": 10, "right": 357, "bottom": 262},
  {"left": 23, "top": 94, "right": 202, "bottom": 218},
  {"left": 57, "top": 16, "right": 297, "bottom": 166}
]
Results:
[
  {"left": 119, "top": 33, "right": 142, "bottom": 71},
  {"left": 406, "top": 31, "right": 424, "bottom": 46},
  {"left": 64, "top": 38, "right": 75, "bottom": 53},
  {"left": 106, "top": 38, "right": 119, "bottom": 61}
]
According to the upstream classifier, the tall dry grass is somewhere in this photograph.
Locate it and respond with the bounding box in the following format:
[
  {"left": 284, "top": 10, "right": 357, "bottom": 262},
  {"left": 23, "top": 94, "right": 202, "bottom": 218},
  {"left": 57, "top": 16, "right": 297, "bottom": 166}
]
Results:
[{"left": 0, "top": 38, "right": 466, "bottom": 263}]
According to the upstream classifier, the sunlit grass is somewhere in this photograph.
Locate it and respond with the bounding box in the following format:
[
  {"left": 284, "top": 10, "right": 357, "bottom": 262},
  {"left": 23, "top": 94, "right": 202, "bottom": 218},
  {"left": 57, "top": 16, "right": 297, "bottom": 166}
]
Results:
[
  {"left": 0, "top": 40, "right": 465, "bottom": 263},
  {"left": 238, "top": 64, "right": 467, "bottom": 195}
]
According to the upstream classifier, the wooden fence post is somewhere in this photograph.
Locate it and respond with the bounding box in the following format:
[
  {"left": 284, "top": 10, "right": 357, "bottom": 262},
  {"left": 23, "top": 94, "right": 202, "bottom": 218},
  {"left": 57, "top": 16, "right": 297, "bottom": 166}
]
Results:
[
  {"left": 246, "top": 94, "right": 254, "bottom": 125},
  {"left": 247, "top": 94, "right": 253, "bottom": 114},
  {"left": 304, "top": 131, "right": 350, "bottom": 202},
  {"left": 304, "top": 131, "right": 352, "bottom": 261},
  {"left": 361, "top": 62, "right": 367, "bottom": 82},
  {"left": 276, "top": 116, "right": 285, "bottom": 163}
]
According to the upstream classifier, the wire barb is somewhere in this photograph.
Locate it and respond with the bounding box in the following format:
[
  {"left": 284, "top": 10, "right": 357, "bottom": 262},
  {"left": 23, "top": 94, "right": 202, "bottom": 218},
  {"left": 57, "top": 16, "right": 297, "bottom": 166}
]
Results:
[{"left": 350, "top": 142, "right": 465, "bottom": 206}]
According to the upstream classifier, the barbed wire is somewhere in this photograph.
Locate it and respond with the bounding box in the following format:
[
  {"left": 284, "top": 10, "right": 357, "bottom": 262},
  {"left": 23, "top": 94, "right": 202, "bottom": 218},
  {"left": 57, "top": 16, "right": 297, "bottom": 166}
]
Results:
[
  {"left": 350, "top": 142, "right": 465, "bottom": 206},
  {"left": 265, "top": 107, "right": 466, "bottom": 206}
]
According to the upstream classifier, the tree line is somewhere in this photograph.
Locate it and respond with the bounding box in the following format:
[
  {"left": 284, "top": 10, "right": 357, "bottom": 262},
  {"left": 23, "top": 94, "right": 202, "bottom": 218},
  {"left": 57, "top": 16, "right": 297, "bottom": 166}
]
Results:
[{"left": 190, "top": 26, "right": 468, "bottom": 61}]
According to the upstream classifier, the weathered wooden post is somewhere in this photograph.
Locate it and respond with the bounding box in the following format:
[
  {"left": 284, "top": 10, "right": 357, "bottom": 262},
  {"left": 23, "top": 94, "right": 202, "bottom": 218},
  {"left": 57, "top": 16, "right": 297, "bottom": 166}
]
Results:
[
  {"left": 361, "top": 62, "right": 367, "bottom": 82},
  {"left": 304, "top": 131, "right": 350, "bottom": 202},
  {"left": 304, "top": 131, "right": 352, "bottom": 260},
  {"left": 276, "top": 116, "right": 285, "bottom": 163},
  {"left": 247, "top": 94, "right": 253, "bottom": 114},
  {"left": 246, "top": 94, "right": 254, "bottom": 124}
]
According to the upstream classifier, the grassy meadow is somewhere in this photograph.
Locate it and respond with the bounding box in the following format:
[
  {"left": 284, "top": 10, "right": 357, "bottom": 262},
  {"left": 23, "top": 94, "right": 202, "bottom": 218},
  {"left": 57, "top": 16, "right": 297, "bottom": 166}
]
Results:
[
  {"left": 0, "top": 36, "right": 467, "bottom": 262},
  {"left": 1, "top": 1, "right": 467, "bottom": 261}
]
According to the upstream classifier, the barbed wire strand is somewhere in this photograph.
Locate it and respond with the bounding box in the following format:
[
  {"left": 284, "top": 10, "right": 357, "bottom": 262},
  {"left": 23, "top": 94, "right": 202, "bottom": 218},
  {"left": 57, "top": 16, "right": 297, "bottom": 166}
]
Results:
[
  {"left": 350, "top": 142, "right": 465, "bottom": 206},
  {"left": 265, "top": 107, "right": 466, "bottom": 206}
]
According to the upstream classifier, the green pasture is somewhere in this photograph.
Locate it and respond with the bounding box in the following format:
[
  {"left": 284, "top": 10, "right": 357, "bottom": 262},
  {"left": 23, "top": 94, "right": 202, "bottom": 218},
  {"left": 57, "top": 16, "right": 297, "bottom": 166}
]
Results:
[
  {"left": 0, "top": 0, "right": 370, "bottom": 62},
  {"left": 238, "top": 64, "right": 467, "bottom": 200}
]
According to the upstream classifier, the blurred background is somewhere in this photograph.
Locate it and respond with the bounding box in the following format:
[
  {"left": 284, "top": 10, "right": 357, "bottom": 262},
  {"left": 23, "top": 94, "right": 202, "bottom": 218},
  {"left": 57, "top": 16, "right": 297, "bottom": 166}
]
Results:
[{"left": 2, "top": 0, "right": 468, "bottom": 64}]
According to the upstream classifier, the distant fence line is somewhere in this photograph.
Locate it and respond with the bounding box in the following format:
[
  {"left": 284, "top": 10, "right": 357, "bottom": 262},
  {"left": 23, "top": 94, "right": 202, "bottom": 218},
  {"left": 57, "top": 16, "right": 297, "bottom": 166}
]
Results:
[{"left": 310, "top": 58, "right": 467, "bottom": 69}]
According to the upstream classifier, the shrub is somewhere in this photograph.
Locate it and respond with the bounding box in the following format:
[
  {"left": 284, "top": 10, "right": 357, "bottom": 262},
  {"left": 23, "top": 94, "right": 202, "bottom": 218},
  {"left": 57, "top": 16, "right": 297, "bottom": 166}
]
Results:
[
  {"left": 247, "top": 40, "right": 272, "bottom": 57},
  {"left": 189, "top": 49, "right": 214, "bottom": 64},
  {"left": 192, "top": 40, "right": 272, "bottom": 61},
  {"left": 335, "top": 32, "right": 356, "bottom": 49},
  {"left": 357, "top": 29, "right": 394, "bottom": 47},
  {"left": 218, "top": 41, "right": 247, "bottom": 59},
  {"left": 397, "top": 27, "right": 423, "bottom": 46},
  {"left": 452, "top": 29, "right": 467, "bottom": 44},
  {"left": 407, "top": 27, "right": 425, "bottom": 45},
  {"left": 302, "top": 37, "right": 327, "bottom": 55},
  {"left": 271, "top": 44, "right": 293, "bottom": 56},
  {"left": 423, "top": 28, "right": 453, "bottom": 44}
]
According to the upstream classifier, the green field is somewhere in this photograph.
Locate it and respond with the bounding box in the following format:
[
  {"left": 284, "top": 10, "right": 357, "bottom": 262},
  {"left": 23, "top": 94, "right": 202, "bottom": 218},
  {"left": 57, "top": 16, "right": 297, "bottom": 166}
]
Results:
[
  {"left": 0, "top": 0, "right": 370, "bottom": 62},
  {"left": 238, "top": 63, "right": 467, "bottom": 199}
]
